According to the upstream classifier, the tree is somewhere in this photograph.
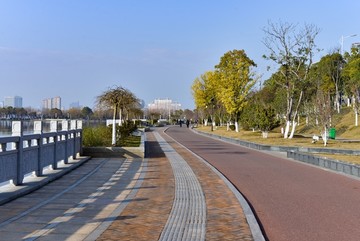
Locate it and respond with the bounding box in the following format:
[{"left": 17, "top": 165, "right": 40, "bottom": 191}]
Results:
[
  {"left": 118, "top": 89, "right": 139, "bottom": 124},
  {"left": 263, "top": 20, "right": 320, "bottom": 138},
  {"left": 81, "top": 106, "right": 93, "bottom": 119},
  {"left": 342, "top": 48, "right": 360, "bottom": 126},
  {"left": 241, "top": 91, "right": 279, "bottom": 138},
  {"left": 50, "top": 108, "right": 63, "bottom": 119},
  {"left": 256, "top": 105, "right": 278, "bottom": 138},
  {"left": 191, "top": 71, "right": 220, "bottom": 130},
  {"left": 183, "top": 109, "right": 195, "bottom": 120},
  {"left": 306, "top": 62, "right": 334, "bottom": 146},
  {"left": 97, "top": 86, "right": 139, "bottom": 145},
  {"left": 215, "top": 49, "right": 257, "bottom": 132},
  {"left": 66, "top": 108, "right": 82, "bottom": 119},
  {"left": 316, "top": 52, "right": 344, "bottom": 113}
]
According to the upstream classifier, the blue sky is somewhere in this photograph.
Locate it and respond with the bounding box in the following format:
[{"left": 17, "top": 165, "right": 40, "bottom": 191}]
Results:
[{"left": 0, "top": 0, "right": 359, "bottom": 110}]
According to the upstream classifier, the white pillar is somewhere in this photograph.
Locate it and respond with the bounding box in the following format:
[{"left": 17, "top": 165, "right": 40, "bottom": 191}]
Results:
[
  {"left": 62, "top": 120, "right": 68, "bottom": 131},
  {"left": 34, "top": 121, "right": 43, "bottom": 134},
  {"left": 70, "top": 120, "right": 77, "bottom": 130},
  {"left": 50, "top": 120, "right": 57, "bottom": 132}
]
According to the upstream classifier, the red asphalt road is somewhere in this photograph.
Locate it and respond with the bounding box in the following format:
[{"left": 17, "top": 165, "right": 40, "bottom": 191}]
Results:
[{"left": 164, "top": 126, "right": 360, "bottom": 241}]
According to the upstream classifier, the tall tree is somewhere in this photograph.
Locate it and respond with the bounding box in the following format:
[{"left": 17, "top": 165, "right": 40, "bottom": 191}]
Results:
[
  {"left": 316, "top": 52, "right": 344, "bottom": 113},
  {"left": 263, "top": 20, "right": 320, "bottom": 138},
  {"left": 308, "top": 61, "right": 334, "bottom": 146},
  {"left": 191, "top": 71, "right": 220, "bottom": 130},
  {"left": 342, "top": 48, "right": 360, "bottom": 126},
  {"left": 215, "top": 49, "right": 257, "bottom": 132}
]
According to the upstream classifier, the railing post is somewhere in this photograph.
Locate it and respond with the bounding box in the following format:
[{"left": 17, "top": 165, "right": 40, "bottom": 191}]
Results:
[
  {"left": 34, "top": 120, "right": 43, "bottom": 176},
  {"left": 77, "top": 120, "right": 83, "bottom": 156},
  {"left": 12, "top": 121, "right": 24, "bottom": 185},
  {"left": 62, "top": 120, "right": 69, "bottom": 164},
  {"left": 50, "top": 120, "right": 58, "bottom": 169},
  {"left": 71, "top": 120, "right": 77, "bottom": 160}
]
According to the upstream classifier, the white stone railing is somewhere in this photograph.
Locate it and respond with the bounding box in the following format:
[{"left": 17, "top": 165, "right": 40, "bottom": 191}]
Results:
[{"left": 0, "top": 120, "right": 82, "bottom": 186}]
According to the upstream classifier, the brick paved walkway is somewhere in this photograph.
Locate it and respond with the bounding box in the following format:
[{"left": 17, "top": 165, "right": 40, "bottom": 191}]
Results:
[{"left": 97, "top": 130, "right": 255, "bottom": 240}]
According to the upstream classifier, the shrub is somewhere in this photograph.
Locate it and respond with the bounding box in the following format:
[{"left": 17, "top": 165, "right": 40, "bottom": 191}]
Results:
[
  {"left": 83, "top": 121, "right": 138, "bottom": 147},
  {"left": 117, "top": 121, "right": 137, "bottom": 140},
  {"left": 82, "top": 126, "right": 111, "bottom": 147},
  {"left": 229, "top": 124, "right": 236, "bottom": 131}
]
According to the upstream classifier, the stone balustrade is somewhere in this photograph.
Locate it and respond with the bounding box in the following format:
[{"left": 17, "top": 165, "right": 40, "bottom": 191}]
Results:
[{"left": 0, "top": 120, "right": 82, "bottom": 186}]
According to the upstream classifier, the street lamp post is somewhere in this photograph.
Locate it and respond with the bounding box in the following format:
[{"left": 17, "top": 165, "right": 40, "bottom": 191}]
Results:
[{"left": 341, "top": 34, "right": 357, "bottom": 55}]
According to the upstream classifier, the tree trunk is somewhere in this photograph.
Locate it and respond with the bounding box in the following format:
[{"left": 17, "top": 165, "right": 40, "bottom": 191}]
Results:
[
  {"left": 284, "top": 121, "right": 290, "bottom": 138},
  {"left": 321, "top": 126, "right": 328, "bottom": 147},
  {"left": 235, "top": 121, "right": 239, "bottom": 132},
  {"left": 112, "top": 106, "right": 117, "bottom": 146},
  {"left": 118, "top": 108, "right": 123, "bottom": 126},
  {"left": 355, "top": 108, "right": 359, "bottom": 127},
  {"left": 334, "top": 84, "right": 341, "bottom": 113},
  {"left": 289, "top": 121, "right": 297, "bottom": 139},
  {"left": 288, "top": 91, "right": 303, "bottom": 139}
]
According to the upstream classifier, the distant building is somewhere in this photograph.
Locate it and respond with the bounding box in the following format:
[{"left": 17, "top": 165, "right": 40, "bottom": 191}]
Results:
[
  {"left": 42, "top": 98, "right": 52, "bottom": 109},
  {"left": 148, "top": 98, "right": 181, "bottom": 118},
  {"left": 52, "top": 96, "right": 61, "bottom": 109},
  {"left": 4, "top": 96, "right": 23, "bottom": 108},
  {"left": 42, "top": 96, "right": 62, "bottom": 110},
  {"left": 69, "top": 101, "right": 80, "bottom": 109},
  {"left": 139, "top": 99, "right": 145, "bottom": 109}
]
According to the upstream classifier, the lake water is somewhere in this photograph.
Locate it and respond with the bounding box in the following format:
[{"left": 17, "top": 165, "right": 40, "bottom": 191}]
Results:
[
  {"left": 0, "top": 119, "right": 106, "bottom": 137},
  {"left": 0, "top": 120, "right": 52, "bottom": 137}
]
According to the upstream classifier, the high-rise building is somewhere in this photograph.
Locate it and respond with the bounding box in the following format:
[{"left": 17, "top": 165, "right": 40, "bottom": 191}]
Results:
[
  {"left": 42, "top": 96, "right": 62, "bottom": 110},
  {"left": 4, "top": 96, "right": 22, "bottom": 108},
  {"left": 42, "top": 98, "right": 52, "bottom": 109},
  {"left": 52, "top": 96, "right": 61, "bottom": 109}
]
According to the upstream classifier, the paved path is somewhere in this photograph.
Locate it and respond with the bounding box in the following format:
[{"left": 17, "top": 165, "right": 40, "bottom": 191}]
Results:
[
  {"left": 0, "top": 128, "right": 259, "bottom": 240},
  {"left": 154, "top": 132, "right": 206, "bottom": 241},
  {"left": 165, "top": 126, "right": 360, "bottom": 241},
  {"left": 0, "top": 157, "right": 146, "bottom": 241},
  {"left": 98, "top": 130, "right": 257, "bottom": 241}
]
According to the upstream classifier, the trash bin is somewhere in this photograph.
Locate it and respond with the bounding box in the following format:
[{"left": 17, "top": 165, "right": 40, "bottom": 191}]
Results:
[{"left": 329, "top": 128, "right": 336, "bottom": 139}]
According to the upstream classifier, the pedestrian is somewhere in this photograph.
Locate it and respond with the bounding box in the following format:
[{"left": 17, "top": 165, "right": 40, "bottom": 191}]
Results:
[
  {"left": 179, "top": 120, "right": 182, "bottom": 127},
  {"left": 186, "top": 119, "right": 190, "bottom": 128}
]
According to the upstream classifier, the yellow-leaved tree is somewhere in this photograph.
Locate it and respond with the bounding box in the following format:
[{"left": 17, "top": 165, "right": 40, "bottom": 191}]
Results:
[
  {"left": 215, "top": 49, "right": 257, "bottom": 132},
  {"left": 191, "top": 71, "right": 220, "bottom": 130}
]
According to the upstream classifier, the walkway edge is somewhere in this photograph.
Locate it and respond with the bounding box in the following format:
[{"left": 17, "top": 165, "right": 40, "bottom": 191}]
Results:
[{"left": 163, "top": 128, "right": 265, "bottom": 241}]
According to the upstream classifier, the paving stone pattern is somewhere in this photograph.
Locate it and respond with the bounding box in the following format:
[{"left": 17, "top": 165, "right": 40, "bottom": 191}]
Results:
[{"left": 154, "top": 132, "right": 206, "bottom": 241}]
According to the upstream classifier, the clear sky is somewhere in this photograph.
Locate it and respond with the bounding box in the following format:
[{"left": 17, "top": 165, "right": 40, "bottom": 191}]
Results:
[{"left": 0, "top": 0, "right": 359, "bottom": 110}]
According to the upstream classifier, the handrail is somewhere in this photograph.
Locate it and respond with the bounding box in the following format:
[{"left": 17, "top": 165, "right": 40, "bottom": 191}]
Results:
[{"left": 0, "top": 120, "right": 83, "bottom": 186}]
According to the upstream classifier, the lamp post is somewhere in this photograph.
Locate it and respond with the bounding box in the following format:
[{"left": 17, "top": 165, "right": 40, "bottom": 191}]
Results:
[{"left": 341, "top": 34, "right": 357, "bottom": 55}]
